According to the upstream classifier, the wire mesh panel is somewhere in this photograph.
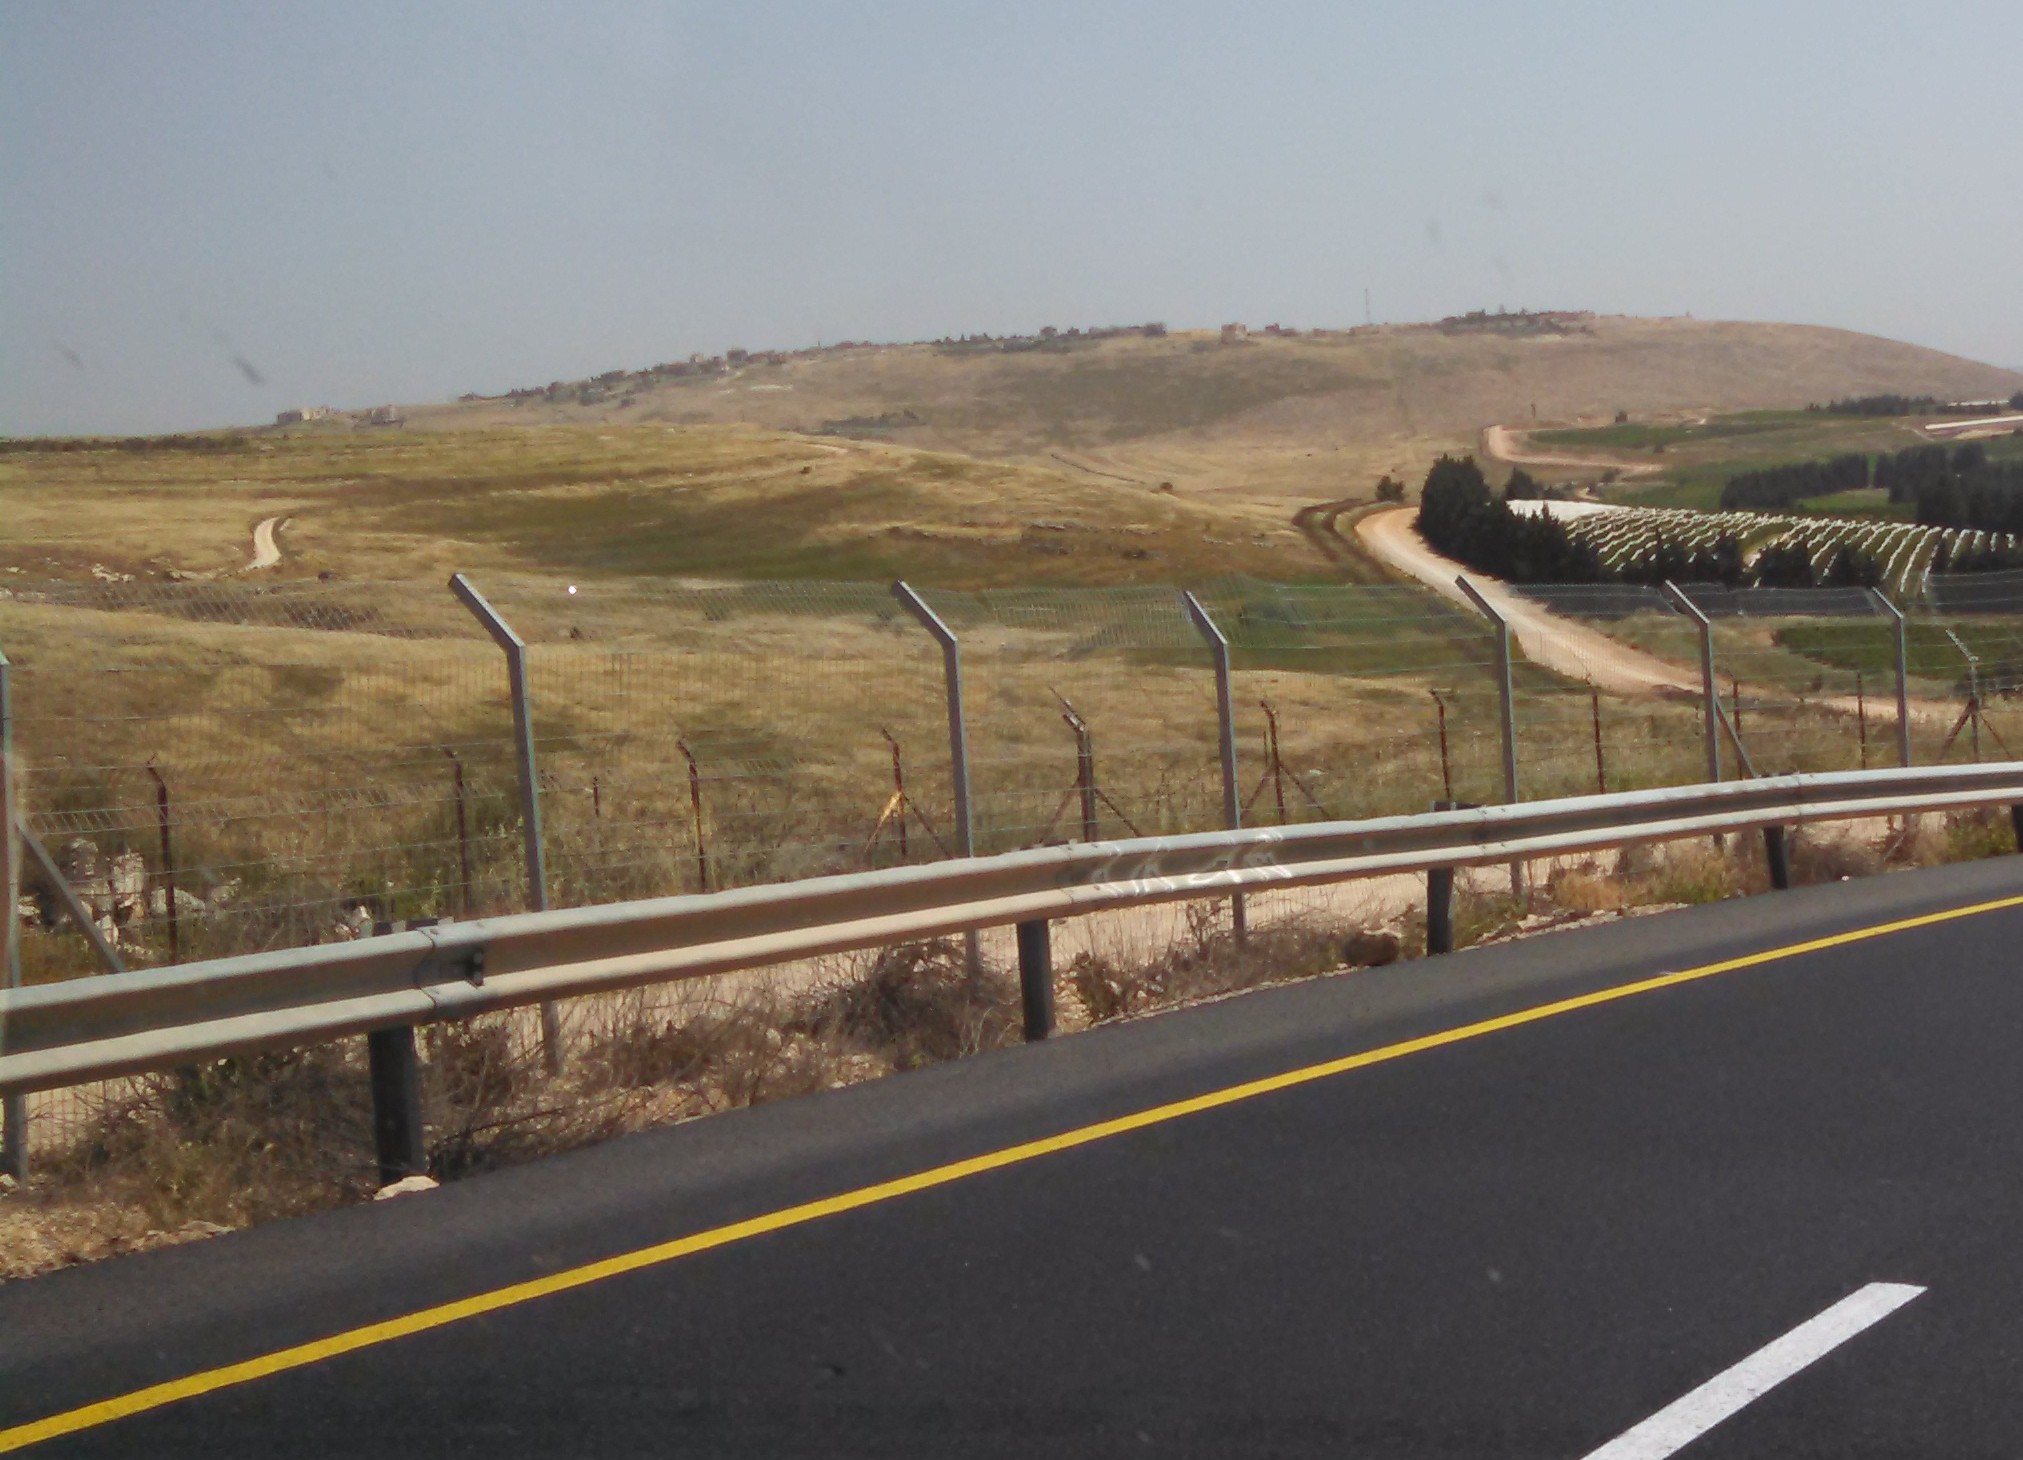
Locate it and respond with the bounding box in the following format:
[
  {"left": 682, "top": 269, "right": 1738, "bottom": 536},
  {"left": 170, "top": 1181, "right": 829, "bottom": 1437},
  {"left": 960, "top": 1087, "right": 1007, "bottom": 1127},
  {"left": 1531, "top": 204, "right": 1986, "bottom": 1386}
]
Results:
[
  {"left": 1676, "top": 585, "right": 1896, "bottom": 776},
  {"left": 1901, "top": 572, "right": 2023, "bottom": 766},
  {"left": 1, "top": 579, "right": 517, "bottom": 984},
  {"left": 475, "top": 577, "right": 949, "bottom": 902},
  {"left": 918, "top": 586, "right": 1221, "bottom": 853},
  {"left": 1504, "top": 582, "right": 1709, "bottom": 794},
  {"left": 1192, "top": 579, "right": 1511, "bottom": 818}
]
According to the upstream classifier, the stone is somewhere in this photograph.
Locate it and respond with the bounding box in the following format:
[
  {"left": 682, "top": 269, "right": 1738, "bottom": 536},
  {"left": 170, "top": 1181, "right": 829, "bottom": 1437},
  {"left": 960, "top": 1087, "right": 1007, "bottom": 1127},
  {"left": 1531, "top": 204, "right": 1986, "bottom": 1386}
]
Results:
[
  {"left": 108, "top": 852, "right": 147, "bottom": 922},
  {"left": 147, "top": 887, "right": 208, "bottom": 918},
  {"left": 374, "top": 1175, "right": 440, "bottom": 1201},
  {"left": 57, "top": 838, "right": 100, "bottom": 886}
]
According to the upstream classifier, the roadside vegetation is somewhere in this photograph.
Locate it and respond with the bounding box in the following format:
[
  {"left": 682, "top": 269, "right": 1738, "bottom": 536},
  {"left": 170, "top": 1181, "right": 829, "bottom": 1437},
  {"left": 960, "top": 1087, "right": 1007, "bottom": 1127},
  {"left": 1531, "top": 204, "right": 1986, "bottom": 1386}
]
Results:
[{"left": 7, "top": 809, "right": 2013, "bottom": 1282}]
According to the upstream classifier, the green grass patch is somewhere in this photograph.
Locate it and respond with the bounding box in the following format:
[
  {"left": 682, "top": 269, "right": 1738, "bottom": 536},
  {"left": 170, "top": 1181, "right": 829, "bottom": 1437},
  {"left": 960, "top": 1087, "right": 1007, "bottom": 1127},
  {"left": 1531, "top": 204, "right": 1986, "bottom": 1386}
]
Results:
[
  {"left": 1777, "top": 620, "right": 2023, "bottom": 685},
  {"left": 1532, "top": 411, "right": 1817, "bottom": 453},
  {"left": 1791, "top": 488, "right": 1912, "bottom": 519}
]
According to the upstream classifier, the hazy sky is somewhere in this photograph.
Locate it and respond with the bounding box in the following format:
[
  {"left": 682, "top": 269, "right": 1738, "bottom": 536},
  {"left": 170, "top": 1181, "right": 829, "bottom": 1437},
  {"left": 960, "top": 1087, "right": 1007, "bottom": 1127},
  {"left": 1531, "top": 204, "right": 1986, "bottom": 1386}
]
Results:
[{"left": 5, "top": 0, "right": 2019, "bottom": 436}]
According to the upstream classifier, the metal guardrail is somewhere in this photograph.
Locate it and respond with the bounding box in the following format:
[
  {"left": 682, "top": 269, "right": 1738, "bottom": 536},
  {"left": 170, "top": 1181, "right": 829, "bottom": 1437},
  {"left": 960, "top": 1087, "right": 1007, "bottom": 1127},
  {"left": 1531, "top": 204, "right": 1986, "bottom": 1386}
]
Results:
[{"left": 10, "top": 759, "right": 2023, "bottom": 1100}]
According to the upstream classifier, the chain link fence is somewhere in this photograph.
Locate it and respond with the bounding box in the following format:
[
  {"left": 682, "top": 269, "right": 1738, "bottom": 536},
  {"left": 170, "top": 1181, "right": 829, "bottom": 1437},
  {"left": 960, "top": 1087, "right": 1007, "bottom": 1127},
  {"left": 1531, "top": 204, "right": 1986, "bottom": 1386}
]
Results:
[
  {"left": 17, "top": 569, "right": 2013, "bottom": 982},
  {"left": 12, "top": 565, "right": 2023, "bottom": 1161}
]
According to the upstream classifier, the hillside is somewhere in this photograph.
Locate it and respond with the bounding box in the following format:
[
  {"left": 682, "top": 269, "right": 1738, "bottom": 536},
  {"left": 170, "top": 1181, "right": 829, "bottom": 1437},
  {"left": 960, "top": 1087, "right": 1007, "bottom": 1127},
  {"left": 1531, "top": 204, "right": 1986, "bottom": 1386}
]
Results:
[
  {"left": 399, "top": 315, "right": 2023, "bottom": 510},
  {"left": 0, "top": 425, "right": 1342, "bottom": 588}
]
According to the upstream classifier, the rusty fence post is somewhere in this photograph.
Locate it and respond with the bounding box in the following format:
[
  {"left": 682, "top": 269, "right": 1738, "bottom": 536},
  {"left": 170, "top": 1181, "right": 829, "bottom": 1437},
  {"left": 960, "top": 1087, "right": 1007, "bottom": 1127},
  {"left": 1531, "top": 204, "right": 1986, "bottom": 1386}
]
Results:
[
  {"left": 144, "top": 759, "right": 179, "bottom": 964},
  {"left": 442, "top": 747, "right": 473, "bottom": 918},
  {"left": 678, "top": 738, "right": 710, "bottom": 892},
  {"left": 1590, "top": 685, "right": 1607, "bottom": 794}
]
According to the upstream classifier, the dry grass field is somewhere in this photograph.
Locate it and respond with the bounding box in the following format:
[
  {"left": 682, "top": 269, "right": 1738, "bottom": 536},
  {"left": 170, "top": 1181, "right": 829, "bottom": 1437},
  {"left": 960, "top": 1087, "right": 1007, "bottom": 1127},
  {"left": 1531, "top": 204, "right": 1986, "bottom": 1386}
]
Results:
[{"left": 0, "top": 425, "right": 1337, "bottom": 589}]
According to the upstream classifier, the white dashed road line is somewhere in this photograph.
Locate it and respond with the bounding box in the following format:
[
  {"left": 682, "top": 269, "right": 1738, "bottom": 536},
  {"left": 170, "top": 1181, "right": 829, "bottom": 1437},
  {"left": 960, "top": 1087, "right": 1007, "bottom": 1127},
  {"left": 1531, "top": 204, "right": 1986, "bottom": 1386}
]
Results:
[{"left": 1579, "top": 1282, "right": 1926, "bottom": 1460}]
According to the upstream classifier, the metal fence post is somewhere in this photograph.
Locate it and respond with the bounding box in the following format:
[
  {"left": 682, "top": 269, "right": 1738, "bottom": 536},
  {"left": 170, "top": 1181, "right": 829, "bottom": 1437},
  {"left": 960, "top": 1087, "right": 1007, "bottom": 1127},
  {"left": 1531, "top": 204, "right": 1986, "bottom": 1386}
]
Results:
[
  {"left": 15, "top": 820, "right": 125, "bottom": 975},
  {"left": 449, "top": 574, "right": 562, "bottom": 1073},
  {"left": 891, "top": 582, "right": 980, "bottom": 977},
  {"left": 1, "top": 648, "right": 25, "bottom": 1179},
  {"left": 1664, "top": 582, "right": 1723, "bottom": 783},
  {"left": 1453, "top": 578, "right": 1520, "bottom": 805},
  {"left": 1869, "top": 589, "right": 1914, "bottom": 767},
  {"left": 1453, "top": 578, "right": 1522, "bottom": 897},
  {"left": 1181, "top": 591, "right": 1246, "bottom": 942}
]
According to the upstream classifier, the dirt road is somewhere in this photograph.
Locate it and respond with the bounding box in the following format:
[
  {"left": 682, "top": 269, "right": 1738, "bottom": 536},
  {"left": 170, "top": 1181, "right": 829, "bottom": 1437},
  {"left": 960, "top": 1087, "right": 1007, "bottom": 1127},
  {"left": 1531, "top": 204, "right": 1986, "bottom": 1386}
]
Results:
[
  {"left": 246, "top": 516, "right": 286, "bottom": 571},
  {"left": 1355, "top": 506, "right": 1701, "bottom": 695},
  {"left": 1481, "top": 423, "right": 1664, "bottom": 480},
  {"left": 1355, "top": 505, "right": 1959, "bottom": 740}
]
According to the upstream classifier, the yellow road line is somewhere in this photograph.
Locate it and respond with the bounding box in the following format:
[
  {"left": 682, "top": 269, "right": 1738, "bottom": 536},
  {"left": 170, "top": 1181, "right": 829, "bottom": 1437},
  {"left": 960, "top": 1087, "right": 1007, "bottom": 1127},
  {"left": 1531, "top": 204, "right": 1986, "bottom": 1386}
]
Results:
[{"left": 7, "top": 890, "right": 2021, "bottom": 1453}]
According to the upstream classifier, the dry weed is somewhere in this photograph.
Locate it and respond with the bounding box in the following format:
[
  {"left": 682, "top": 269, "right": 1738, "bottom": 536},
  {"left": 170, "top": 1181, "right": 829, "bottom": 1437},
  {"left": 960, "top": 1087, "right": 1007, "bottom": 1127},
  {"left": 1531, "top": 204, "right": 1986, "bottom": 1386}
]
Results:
[{"left": 1064, "top": 903, "right": 1366, "bottom": 1022}]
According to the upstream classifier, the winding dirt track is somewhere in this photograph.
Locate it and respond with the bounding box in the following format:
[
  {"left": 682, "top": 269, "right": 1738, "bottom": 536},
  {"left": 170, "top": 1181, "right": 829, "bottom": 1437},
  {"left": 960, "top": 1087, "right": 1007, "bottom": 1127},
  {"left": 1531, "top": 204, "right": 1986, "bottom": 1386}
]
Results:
[
  {"left": 1355, "top": 507, "right": 1699, "bottom": 695},
  {"left": 1353, "top": 505, "right": 1956, "bottom": 740},
  {"left": 246, "top": 516, "right": 286, "bottom": 571},
  {"left": 1481, "top": 423, "right": 1664, "bottom": 480}
]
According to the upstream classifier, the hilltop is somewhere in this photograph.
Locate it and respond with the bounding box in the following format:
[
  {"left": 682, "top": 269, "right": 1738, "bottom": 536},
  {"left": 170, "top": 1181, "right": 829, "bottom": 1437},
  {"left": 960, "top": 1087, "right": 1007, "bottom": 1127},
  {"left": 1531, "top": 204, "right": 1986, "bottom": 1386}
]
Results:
[
  {"left": 15, "top": 314, "right": 2019, "bottom": 592},
  {"left": 391, "top": 314, "right": 2023, "bottom": 509}
]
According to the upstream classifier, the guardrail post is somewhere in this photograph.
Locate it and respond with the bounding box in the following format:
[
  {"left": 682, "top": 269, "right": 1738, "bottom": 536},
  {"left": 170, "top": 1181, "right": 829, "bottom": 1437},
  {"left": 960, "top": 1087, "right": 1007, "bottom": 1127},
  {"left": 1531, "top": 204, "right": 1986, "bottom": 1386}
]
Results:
[
  {"left": 1426, "top": 865, "right": 1455, "bottom": 956},
  {"left": 1763, "top": 825, "right": 1791, "bottom": 890},
  {"left": 1181, "top": 591, "right": 1246, "bottom": 942},
  {"left": 1, "top": 648, "right": 24, "bottom": 1179},
  {"left": 1664, "top": 582, "right": 1723, "bottom": 784},
  {"left": 450, "top": 574, "right": 563, "bottom": 1073},
  {"left": 1868, "top": 590, "right": 1914, "bottom": 768},
  {"left": 892, "top": 582, "right": 981, "bottom": 978},
  {"left": 1016, "top": 918, "right": 1054, "bottom": 1041},
  {"left": 367, "top": 1025, "right": 427, "bottom": 1185},
  {"left": 1453, "top": 579, "right": 1523, "bottom": 897}
]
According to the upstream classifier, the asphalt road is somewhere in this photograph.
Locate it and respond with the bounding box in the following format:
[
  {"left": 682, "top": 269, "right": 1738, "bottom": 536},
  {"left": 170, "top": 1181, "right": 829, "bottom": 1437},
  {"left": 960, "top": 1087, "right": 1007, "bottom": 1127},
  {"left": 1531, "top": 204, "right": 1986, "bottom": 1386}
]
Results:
[{"left": 7, "top": 857, "right": 2023, "bottom": 1457}]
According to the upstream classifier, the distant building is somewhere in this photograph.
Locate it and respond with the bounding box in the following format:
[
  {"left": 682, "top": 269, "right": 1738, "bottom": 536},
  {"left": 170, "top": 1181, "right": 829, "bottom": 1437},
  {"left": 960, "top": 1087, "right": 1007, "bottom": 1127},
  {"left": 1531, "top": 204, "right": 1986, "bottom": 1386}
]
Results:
[
  {"left": 274, "top": 406, "right": 333, "bottom": 426},
  {"left": 366, "top": 405, "right": 404, "bottom": 426},
  {"left": 1220, "top": 323, "right": 1248, "bottom": 341}
]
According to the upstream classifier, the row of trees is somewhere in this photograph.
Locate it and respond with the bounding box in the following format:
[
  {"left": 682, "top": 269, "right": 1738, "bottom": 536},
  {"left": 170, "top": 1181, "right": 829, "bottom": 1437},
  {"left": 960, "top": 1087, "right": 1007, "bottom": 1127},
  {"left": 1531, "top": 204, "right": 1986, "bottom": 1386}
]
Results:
[
  {"left": 1936, "top": 536, "right": 2023, "bottom": 573},
  {"left": 1717, "top": 441, "right": 2021, "bottom": 517},
  {"left": 1910, "top": 451, "right": 2023, "bottom": 533},
  {"left": 1810, "top": 392, "right": 2023, "bottom": 416},
  {"left": 1415, "top": 458, "right": 1895, "bottom": 590},
  {"left": 1719, "top": 453, "right": 1870, "bottom": 509},
  {"left": 1614, "top": 535, "right": 1883, "bottom": 590},
  {"left": 1875, "top": 444, "right": 1954, "bottom": 501},
  {"left": 1618, "top": 535, "right": 1743, "bottom": 586},
  {"left": 1413, "top": 457, "right": 1609, "bottom": 582}
]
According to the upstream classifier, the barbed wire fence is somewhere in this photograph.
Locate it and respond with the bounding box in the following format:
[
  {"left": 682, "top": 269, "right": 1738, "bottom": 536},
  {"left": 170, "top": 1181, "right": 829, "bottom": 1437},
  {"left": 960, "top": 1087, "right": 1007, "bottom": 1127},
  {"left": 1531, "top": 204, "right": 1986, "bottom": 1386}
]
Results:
[
  {"left": 1911, "top": 570, "right": 2023, "bottom": 767},
  {"left": 7, "top": 564, "right": 2021, "bottom": 1169}
]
